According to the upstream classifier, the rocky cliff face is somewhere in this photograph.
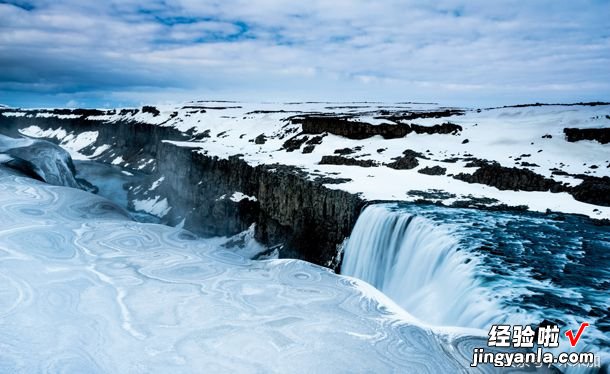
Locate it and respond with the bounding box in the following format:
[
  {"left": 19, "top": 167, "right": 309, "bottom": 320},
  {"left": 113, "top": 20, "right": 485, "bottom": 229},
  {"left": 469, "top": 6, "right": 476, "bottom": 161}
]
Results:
[
  {"left": 150, "top": 142, "right": 363, "bottom": 267},
  {"left": 2, "top": 102, "right": 609, "bottom": 265}
]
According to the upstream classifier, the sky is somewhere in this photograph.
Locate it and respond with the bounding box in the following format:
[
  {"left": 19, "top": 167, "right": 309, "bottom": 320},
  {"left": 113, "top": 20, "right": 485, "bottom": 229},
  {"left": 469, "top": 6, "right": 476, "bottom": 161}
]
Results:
[{"left": 0, "top": 0, "right": 609, "bottom": 108}]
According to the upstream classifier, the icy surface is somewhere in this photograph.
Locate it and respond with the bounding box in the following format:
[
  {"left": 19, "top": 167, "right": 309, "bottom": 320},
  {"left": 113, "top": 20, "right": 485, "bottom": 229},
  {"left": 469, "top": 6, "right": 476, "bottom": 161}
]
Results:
[
  {"left": 0, "top": 167, "right": 540, "bottom": 373},
  {"left": 0, "top": 134, "right": 80, "bottom": 188}
]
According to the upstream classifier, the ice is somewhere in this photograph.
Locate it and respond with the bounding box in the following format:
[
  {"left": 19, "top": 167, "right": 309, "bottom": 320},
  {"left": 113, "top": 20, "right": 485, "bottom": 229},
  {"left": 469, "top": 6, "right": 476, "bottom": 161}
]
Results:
[
  {"left": 0, "top": 134, "right": 81, "bottom": 189},
  {"left": 0, "top": 166, "right": 531, "bottom": 373}
]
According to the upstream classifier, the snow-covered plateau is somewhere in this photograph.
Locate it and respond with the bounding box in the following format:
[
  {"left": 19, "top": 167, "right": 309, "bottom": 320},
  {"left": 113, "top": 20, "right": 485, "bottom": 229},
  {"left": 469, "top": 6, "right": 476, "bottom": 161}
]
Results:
[
  {"left": 4, "top": 101, "right": 608, "bottom": 219},
  {"left": 0, "top": 101, "right": 608, "bottom": 373}
]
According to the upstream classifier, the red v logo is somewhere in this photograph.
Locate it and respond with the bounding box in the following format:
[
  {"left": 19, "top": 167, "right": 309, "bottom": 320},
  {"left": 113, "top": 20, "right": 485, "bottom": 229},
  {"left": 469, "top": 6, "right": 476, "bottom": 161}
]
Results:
[{"left": 565, "top": 322, "right": 589, "bottom": 347}]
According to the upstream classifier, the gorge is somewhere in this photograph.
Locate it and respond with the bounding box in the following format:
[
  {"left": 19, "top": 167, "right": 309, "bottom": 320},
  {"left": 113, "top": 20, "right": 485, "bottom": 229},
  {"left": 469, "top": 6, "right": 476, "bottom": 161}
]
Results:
[{"left": 0, "top": 101, "right": 608, "bottom": 372}]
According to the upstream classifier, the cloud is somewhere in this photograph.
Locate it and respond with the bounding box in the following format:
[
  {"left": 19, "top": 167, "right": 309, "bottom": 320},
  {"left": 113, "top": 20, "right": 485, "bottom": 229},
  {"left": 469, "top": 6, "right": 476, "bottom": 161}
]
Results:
[{"left": 0, "top": 0, "right": 609, "bottom": 107}]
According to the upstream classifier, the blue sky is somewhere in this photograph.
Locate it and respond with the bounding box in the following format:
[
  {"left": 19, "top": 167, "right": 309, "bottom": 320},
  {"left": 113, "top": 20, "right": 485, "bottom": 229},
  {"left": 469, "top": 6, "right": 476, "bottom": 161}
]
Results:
[{"left": 1, "top": 0, "right": 609, "bottom": 108}]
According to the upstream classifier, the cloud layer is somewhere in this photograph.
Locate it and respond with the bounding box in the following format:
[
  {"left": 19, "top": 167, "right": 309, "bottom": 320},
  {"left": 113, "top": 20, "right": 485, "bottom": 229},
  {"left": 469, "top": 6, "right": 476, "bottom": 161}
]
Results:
[{"left": 1, "top": 0, "right": 609, "bottom": 107}]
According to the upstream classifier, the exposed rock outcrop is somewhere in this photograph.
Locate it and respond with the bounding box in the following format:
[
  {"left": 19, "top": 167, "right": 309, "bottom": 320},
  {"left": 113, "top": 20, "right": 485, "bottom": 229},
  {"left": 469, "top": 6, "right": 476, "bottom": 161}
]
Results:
[
  {"left": 571, "top": 176, "right": 610, "bottom": 206},
  {"left": 385, "top": 149, "right": 428, "bottom": 170},
  {"left": 454, "top": 164, "right": 562, "bottom": 192},
  {"left": 418, "top": 166, "right": 447, "bottom": 175},
  {"left": 282, "top": 135, "right": 309, "bottom": 151},
  {"left": 292, "top": 116, "right": 462, "bottom": 140},
  {"left": 564, "top": 127, "right": 610, "bottom": 144},
  {"left": 152, "top": 144, "right": 364, "bottom": 267},
  {"left": 319, "top": 155, "right": 378, "bottom": 168}
]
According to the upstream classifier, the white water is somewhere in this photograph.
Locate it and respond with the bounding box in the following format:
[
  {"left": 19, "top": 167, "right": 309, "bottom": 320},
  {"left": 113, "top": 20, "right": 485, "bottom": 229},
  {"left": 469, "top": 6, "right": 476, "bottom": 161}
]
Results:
[{"left": 341, "top": 204, "right": 506, "bottom": 329}]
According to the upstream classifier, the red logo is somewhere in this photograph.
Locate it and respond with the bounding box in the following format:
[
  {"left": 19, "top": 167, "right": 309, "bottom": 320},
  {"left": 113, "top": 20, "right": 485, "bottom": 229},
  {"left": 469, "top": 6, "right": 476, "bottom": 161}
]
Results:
[{"left": 565, "top": 322, "right": 589, "bottom": 347}]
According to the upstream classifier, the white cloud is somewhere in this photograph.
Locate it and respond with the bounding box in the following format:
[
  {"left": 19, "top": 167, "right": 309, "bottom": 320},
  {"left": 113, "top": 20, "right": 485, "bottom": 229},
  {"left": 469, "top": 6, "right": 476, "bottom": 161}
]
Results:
[{"left": 0, "top": 0, "right": 609, "bottom": 106}]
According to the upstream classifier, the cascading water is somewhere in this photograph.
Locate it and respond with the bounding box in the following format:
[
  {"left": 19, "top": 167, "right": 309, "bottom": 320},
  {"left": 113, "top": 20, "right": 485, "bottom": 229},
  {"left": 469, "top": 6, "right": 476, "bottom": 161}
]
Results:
[
  {"left": 342, "top": 203, "right": 610, "bottom": 372},
  {"left": 341, "top": 204, "right": 506, "bottom": 329}
]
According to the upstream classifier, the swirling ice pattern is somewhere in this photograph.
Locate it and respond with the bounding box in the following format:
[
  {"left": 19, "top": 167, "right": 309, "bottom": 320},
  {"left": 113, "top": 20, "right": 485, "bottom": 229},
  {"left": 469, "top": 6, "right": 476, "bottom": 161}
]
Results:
[{"left": 0, "top": 170, "right": 545, "bottom": 373}]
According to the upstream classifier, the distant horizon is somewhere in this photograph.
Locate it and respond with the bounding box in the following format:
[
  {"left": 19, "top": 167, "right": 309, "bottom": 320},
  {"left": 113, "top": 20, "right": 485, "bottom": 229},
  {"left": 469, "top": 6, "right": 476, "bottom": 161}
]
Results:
[
  {"left": 2, "top": 98, "right": 610, "bottom": 110},
  {"left": 2, "top": 1, "right": 609, "bottom": 108}
]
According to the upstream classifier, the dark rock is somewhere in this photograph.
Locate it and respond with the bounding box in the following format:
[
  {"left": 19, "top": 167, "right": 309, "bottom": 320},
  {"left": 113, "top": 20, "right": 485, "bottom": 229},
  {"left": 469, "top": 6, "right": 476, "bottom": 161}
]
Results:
[
  {"left": 302, "top": 145, "right": 315, "bottom": 154},
  {"left": 186, "top": 128, "right": 211, "bottom": 141},
  {"left": 542, "top": 134, "right": 552, "bottom": 139},
  {"left": 462, "top": 139, "right": 469, "bottom": 144},
  {"left": 385, "top": 150, "right": 425, "bottom": 170},
  {"left": 464, "top": 158, "right": 496, "bottom": 168},
  {"left": 282, "top": 134, "right": 309, "bottom": 152},
  {"left": 564, "top": 127, "right": 610, "bottom": 144},
  {"left": 296, "top": 116, "right": 411, "bottom": 139},
  {"left": 454, "top": 164, "right": 562, "bottom": 192},
  {"left": 151, "top": 145, "right": 364, "bottom": 269},
  {"left": 313, "top": 176, "right": 352, "bottom": 184},
  {"left": 571, "top": 176, "right": 610, "bottom": 206},
  {"left": 319, "top": 155, "right": 378, "bottom": 168},
  {"left": 408, "top": 189, "right": 456, "bottom": 200},
  {"left": 119, "top": 109, "right": 139, "bottom": 116},
  {"left": 410, "top": 122, "right": 462, "bottom": 135},
  {"left": 334, "top": 147, "right": 356, "bottom": 155},
  {"left": 521, "top": 162, "right": 540, "bottom": 167},
  {"left": 142, "top": 106, "right": 160, "bottom": 116},
  {"left": 71, "top": 108, "right": 107, "bottom": 117},
  {"left": 490, "top": 102, "right": 610, "bottom": 109},
  {"left": 254, "top": 134, "right": 267, "bottom": 144},
  {"left": 403, "top": 149, "right": 428, "bottom": 159},
  {"left": 418, "top": 166, "right": 447, "bottom": 175},
  {"left": 305, "top": 135, "right": 325, "bottom": 145},
  {"left": 377, "top": 148, "right": 386, "bottom": 153},
  {"left": 551, "top": 169, "right": 569, "bottom": 176},
  {"left": 292, "top": 116, "right": 462, "bottom": 140}
]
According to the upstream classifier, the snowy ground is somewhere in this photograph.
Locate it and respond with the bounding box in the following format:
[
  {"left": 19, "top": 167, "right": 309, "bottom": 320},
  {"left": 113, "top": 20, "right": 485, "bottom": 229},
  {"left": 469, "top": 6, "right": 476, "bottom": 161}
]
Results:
[{"left": 12, "top": 101, "right": 610, "bottom": 219}]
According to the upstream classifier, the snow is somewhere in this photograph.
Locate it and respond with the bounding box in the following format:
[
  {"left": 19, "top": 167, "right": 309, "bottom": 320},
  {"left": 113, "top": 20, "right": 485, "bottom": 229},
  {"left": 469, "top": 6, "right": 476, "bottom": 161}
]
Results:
[
  {"left": 229, "top": 191, "right": 257, "bottom": 202},
  {"left": 133, "top": 195, "right": 171, "bottom": 217},
  {"left": 216, "top": 191, "right": 258, "bottom": 202},
  {"left": 149, "top": 102, "right": 610, "bottom": 219},
  {"left": 8, "top": 102, "right": 610, "bottom": 219},
  {"left": 19, "top": 125, "right": 100, "bottom": 160},
  {"left": 35, "top": 112, "right": 81, "bottom": 119},
  {"left": 0, "top": 166, "right": 488, "bottom": 373},
  {"left": 1, "top": 111, "right": 26, "bottom": 117},
  {"left": 149, "top": 176, "right": 165, "bottom": 190},
  {"left": 111, "top": 156, "right": 124, "bottom": 165}
]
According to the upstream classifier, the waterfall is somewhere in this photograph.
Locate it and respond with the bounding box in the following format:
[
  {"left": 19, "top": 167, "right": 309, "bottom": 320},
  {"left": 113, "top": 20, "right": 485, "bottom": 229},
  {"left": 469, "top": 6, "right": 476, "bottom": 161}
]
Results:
[{"left": 341, "top": 204, "right": 504, "bottom": 330}]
